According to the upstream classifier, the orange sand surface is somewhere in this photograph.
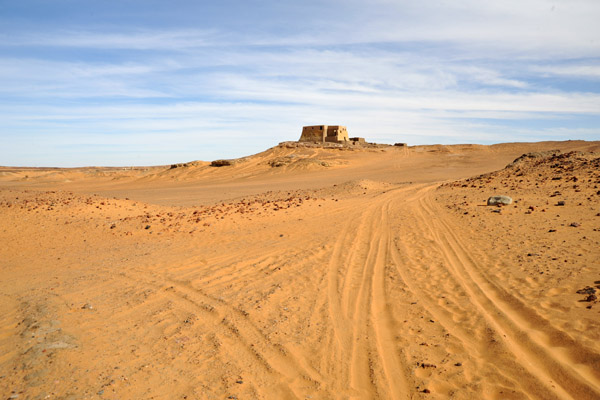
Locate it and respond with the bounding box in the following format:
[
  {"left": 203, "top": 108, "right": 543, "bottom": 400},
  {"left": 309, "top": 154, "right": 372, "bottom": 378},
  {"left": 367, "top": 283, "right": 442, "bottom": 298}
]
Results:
[{"left": 1, "top": 141, "right": 599, "bottom": 399}]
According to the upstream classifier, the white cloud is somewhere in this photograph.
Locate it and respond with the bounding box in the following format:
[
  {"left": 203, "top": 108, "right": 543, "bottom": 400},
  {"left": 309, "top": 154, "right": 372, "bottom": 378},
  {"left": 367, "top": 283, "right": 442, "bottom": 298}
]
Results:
[
  {"left": 4, "top": 1, "right": 599, "bottom": 58},
  {"left": 3, "top": 29, "right": 220, "bottom": 50},
  {"left": 532, "top": 64, "right": 600, "bottom": 79},
  {"left": 0, "top": 0, "right": 598, "bottom": 166}
]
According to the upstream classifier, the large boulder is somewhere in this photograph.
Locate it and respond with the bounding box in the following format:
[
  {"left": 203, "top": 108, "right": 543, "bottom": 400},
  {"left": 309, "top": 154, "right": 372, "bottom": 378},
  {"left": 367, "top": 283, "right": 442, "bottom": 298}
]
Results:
[{"left": 487, "top": 195, "right": 513, "bottom": 206}]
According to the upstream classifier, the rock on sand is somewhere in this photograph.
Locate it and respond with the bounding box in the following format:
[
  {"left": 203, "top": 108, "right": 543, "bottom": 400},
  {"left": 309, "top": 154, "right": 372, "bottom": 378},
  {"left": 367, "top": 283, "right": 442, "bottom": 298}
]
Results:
[{"left": 487, "top": 195, "right": 513, "bottom": 206}]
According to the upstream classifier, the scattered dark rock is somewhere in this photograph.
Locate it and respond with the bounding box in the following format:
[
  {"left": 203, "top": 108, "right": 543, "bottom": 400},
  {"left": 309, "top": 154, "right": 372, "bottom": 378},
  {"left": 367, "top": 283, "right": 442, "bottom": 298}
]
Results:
[
  {"left": 454, "top": 362, "right": 462, "bottom": 367},
  {"left": 576, "top": 286, "right": 596, "bottom": 295},
  {"left": 145, "top": 225, "right": 151, "bottom": 230},
  {"left": 569, "top": 222, "right": 581, "bottom": 227},
  {"left": 81, "top": 303, "right": 93, "bottom": 310},
  {"left": 210, "top": 159, "right": 234, "bottom": 167},
  {"left": 576, "top": 287, "right": 598, "bottom": 303},
  {"left": 506, "top": 150, "right": 561, "bottom": 168},
  {"left": 583, "top": 294, "right": 597, "bottom": 302},
  {"left": 170, "top": 161, "right": 198, "bottom": 169},
  {"left": 422, "top": 389, "right": 431, "bottom": 393},
  {"left": 557, "top": 201, "right": 566, "bottom": 206},
  {"left": 548, "top": 229, "right": 556, "bottom": 232}
]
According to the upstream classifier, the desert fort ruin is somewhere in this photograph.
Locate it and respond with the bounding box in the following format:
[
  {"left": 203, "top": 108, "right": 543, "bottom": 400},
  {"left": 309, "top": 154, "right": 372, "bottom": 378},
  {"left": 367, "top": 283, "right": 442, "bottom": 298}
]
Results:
[
  {"left": 287, "top": 125, "right": 407, "bottom": 149},
  {"left": 299, "top": 125, "right": 350, "bottom": 143}
]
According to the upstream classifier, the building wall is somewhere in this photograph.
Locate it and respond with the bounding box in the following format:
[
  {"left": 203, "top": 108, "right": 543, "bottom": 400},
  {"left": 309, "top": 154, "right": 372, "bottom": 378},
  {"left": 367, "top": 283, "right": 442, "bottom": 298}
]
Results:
[
  {"left": 325, "top": 126, "right": 349, "bottom": 143},
  {"left": 300, "top": 125, "right": 349, "bottom": 143},
  {"left": 299, "top": 125, "right": 327, "bottom": 142}
]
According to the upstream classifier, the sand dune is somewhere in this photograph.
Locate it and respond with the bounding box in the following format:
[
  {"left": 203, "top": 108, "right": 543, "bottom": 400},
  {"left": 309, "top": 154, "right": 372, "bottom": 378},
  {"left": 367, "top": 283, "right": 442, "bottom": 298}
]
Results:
[{"left": 1, "top": 141, "right": 599, "bottom": 399}]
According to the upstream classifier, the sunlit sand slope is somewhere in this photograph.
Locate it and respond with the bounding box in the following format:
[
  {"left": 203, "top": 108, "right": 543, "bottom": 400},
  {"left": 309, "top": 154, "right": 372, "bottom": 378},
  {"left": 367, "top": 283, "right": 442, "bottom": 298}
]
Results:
[{"left": 1, "top": 141, "right": 599, "bottom": 399}]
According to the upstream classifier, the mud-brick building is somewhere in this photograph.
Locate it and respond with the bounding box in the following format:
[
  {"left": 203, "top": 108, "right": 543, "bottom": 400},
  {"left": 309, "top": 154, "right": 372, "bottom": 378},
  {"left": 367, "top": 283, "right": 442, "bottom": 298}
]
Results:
[{"left": 299, "top": 125, "right": 349, "bottom": 143}]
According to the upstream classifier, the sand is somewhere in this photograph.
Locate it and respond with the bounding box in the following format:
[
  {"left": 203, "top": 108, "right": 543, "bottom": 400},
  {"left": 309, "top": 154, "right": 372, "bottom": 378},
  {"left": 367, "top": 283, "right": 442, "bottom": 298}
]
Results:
[{"left": 1, "top": 140, "right": 599, "bottom": 399}]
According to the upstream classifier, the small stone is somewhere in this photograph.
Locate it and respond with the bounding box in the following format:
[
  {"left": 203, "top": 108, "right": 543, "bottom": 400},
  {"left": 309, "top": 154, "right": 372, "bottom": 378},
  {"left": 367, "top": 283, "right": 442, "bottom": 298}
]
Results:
[
  {"left": 584, "top": 294, "right": 597, "bottom": 302},
  {"left": 569, "top": 222, "right": 581, "bottom": 227},
  {"left": 422, "top": 389, "right": 431, "bottom": 393},
  {"left": 548, "top": 229, "right": 556, "bottom": 232},
  {"left": 145, "top": 225, "right": 151, "bottom": 230},
  {"left": 81, "top": 303, "right": 93, "bottom": 310},
  {"left": 487, "top": 195, "right": 512, "bottom": 206},
  {"left": 454, "top": 362, "right": 462, "bottom": 366},
  {"left": 557, "top": 201, "right": 565, "bottom": 206},
  {"left": 576, "top": 287, "right": 596, "bottom": 295}
]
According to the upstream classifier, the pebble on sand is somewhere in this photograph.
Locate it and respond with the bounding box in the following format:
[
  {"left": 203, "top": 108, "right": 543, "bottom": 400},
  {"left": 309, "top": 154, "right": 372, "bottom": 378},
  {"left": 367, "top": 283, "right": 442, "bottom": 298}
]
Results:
[{"left": 487, "top": 195, "right": 512, "bottom": 206}]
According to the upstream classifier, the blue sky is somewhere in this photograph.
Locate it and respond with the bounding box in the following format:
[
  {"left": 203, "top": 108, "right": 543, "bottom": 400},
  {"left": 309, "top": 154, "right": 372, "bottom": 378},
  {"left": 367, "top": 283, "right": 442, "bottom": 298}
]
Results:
[{"left": 1, "top": 0, "right": 599, "bottom": 166}]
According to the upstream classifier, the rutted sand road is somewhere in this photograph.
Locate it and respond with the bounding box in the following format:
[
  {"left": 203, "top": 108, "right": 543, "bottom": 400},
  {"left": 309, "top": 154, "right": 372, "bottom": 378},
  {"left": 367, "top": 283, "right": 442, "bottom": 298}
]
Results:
[
  {"left": 302, "top": 183, "right": 600, "bottom": 399},
  {"left": 2, "top": 143, "right": 600, "bottom": 399},
  {"left": 389, "top": 186, "right": 600, "bottom": 399},
  {"left": 121, "top": 183, "right": 598, "bottom": 399}
]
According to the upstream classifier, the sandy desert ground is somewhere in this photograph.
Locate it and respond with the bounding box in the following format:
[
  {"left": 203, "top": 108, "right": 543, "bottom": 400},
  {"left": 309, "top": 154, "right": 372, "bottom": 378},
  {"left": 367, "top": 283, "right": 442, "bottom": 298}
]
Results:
[{"left": 1, "top": 140, "right": 599, "bottom": 400}]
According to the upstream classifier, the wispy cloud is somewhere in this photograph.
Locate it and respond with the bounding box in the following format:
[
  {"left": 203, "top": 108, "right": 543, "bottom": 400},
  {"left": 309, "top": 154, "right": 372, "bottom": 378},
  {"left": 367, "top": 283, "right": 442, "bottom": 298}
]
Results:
[
  {"left": 0, "top": 0, "right": 598, "bottom": 166},
  {"left": 532, "top": 64, "right": 600, "bottom": 79},
  {"left": 3, "top": 29, "right": 221, "bottom": 50}
]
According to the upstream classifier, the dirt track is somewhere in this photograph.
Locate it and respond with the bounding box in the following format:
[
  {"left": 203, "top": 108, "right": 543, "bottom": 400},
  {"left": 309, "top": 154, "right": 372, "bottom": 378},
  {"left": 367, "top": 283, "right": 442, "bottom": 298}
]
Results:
[{"left": 1, "top": 141, "right": 599, "bottom": 399}]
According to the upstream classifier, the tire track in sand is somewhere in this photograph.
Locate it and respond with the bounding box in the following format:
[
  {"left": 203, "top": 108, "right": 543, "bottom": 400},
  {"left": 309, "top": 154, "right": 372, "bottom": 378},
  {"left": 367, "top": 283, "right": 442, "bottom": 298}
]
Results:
[
  {"left": 411, "top": 187, "right": 600, "bottom": 399},
  {"left": 325, "top": 189, "right": 412, "bottom": 399},
  {"left": 112, "top": 267, "right": 326, "bottom": 399}
]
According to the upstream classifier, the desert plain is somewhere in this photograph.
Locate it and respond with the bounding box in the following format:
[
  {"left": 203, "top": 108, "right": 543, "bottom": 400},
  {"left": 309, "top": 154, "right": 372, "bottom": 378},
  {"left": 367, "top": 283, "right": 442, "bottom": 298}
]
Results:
[{"left": 1, "top": 140, "right": 599, "bottom": 400}]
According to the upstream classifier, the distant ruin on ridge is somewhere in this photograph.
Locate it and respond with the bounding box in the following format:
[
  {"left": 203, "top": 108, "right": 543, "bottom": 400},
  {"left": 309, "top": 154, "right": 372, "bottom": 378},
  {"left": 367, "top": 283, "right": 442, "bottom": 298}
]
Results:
[
  {"left": 299, "top": 125, "right": 350, "bottom": 144},
  {"left": 287, "top": 124, "right": 404, "bottom": 149}
]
